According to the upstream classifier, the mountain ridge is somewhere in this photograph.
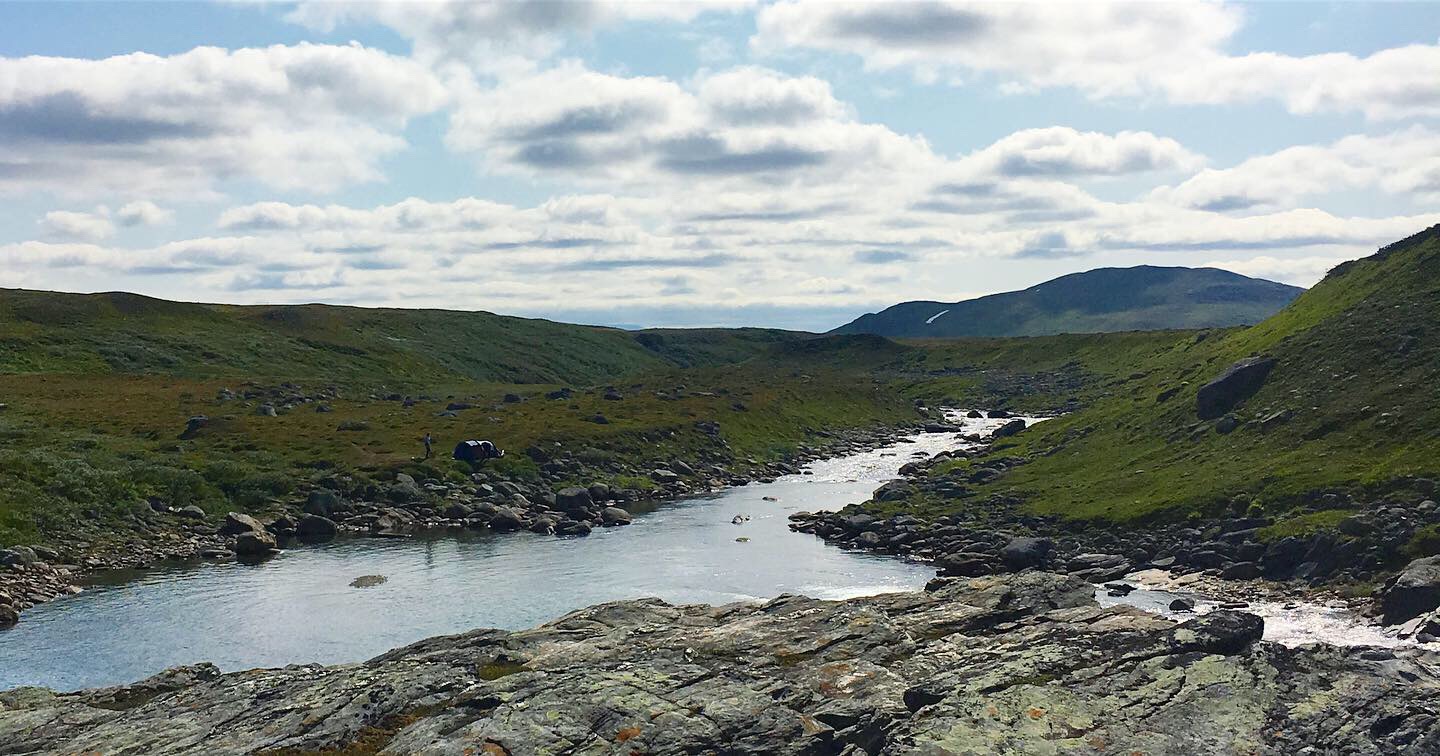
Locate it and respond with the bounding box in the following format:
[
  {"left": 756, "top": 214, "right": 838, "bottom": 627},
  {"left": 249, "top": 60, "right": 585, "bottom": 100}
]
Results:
[{"left": 833, "top": 265, "right": 1304, "bottom": 338}]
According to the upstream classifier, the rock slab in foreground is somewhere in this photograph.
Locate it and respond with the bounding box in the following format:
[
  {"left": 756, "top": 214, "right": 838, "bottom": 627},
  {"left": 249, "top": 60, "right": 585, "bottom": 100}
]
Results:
[{"left": 1, "top": 572, "right": 1437, "bottom": 755}]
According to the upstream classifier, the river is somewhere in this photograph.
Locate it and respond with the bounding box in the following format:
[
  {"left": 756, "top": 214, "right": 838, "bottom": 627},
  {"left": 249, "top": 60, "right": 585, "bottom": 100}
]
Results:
[
  {"left": 0, "top": 420, "right": 1001, "bottom": 691},
  {"left": 1, "top": 413, "right": 1424, "bottom": 692}
]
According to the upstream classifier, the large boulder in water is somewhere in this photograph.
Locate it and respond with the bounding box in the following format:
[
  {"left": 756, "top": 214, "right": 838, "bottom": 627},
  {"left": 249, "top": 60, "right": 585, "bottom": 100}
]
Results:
[
  {"left": 992, "top": 419, "right": 1027, "bottom": 438},
  {"left": 1378, "top": 556, "right": 1440, "bottom": 625},
  {"left": 488, "top": 507, "right": 527, "bottom": 532},
  {"left": 1197, "top": 357, "right": 1276, "bottom": 420},
  {"left": 234, "top": 530, "right": 277, "bottom": 556},
  {"left": 600, "top": 507, "right": 632, "bottom": 527}
]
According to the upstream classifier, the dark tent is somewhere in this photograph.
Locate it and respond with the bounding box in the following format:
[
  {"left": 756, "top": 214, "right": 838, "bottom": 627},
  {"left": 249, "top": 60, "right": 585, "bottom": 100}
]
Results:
[{"left": 454, "top": 439, "right": 503, "bottom": 464}]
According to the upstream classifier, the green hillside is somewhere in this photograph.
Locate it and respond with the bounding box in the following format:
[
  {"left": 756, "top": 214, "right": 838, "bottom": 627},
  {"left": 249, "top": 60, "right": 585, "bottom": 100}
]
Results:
[
  {"left": 833, "top": 265, "right": 1302, "bottom": 338},
  {"left": 901, "top": 225, "right": 1440, "bottom": 524},
  {"left": 0, "top": 289, "right": 795, "bottom": 385}
]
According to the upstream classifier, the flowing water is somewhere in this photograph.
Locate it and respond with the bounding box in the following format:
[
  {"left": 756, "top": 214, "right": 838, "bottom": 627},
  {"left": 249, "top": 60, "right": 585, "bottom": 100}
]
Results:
[
  {"left": 0, "top": 418, "right": 1019, "bottom": 691},
  {"left": 0, "top": 413, "right": 1422, "bottom": 692}
]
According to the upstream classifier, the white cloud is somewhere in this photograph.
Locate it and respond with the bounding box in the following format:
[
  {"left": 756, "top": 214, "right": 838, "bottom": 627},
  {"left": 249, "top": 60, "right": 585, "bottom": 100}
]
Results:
[
  {"left": 954, "top": 127, "right": 1202, "bottom": 179},
  {"left": 0, "top": 43, "right": 447, "bottom": 197},
  {"left": 286, "top": 0, "right": 754, "bottom": 73},
  {"left": 1200, "top": 254, "right": 1353, "bottom": 287},
  {"left": 1153, "top": 128, "right": 1440, "bottom": 212},
  {"left": 446, "top": 63, "right": 938, "bottom": 189},
  {"left": 38, "top": 209, "right": 115, "bottom": 241},
  {"left": 116, "top": 200, "right": 174, "bottom": 227},
  {"left": 753, "top": 1, "right": 1440, "bottom": 120}
]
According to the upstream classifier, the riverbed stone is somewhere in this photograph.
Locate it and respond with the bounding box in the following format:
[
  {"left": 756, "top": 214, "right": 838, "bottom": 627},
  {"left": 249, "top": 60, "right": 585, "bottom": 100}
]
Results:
[
  {"left": 232, "top": 530, "right": 277, "bottom": 556},
  {"left": 1378, "top": 555, "right": 1440, "bottom": 624},
  {"left": 599, "top": 506, "right": 632, "bottom": 526},
  {"left": 217, "top": 513, "right": 265, "bottom": 537},
  {"left": 296, "top": 515, "right": 338, "bottom": 542},
  {"left": 3, "top": 571, "right": 1436, "bottom": 755}
]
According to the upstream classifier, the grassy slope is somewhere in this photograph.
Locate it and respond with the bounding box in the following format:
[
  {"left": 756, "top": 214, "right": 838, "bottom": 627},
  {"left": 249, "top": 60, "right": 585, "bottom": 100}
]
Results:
[
  {"left": 915, "top": 225, "right": 1440, "bottom": 525},
  {"left": 0, "top": 289, "right": 795, "bottom": 384},
  {"left": 0, "top": 293, "right": 917, "bottom": 547}
]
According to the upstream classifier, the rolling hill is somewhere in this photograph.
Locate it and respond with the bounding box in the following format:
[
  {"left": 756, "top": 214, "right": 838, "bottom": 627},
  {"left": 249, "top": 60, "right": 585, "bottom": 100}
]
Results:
[
  {"left": 832, "top": 265, "right": 1304, "bottom": 338},
  {"left": 0, "top": 289, "right": 798, "bottom": 386},
  {"left": 904, "top": 224, "right": 1440, "bottom": 524}
]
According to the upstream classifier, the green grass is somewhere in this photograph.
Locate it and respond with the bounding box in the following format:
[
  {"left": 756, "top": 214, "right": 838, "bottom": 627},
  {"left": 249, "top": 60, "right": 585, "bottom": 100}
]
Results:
[
  {"left": 1256, "top": 510, "right": 1354, "bottom": 542},
  {"left": 897, "top": 224, "right": 1440, "bottom": 525},
  {"left": 0, "top": 289, "right": 797, "bottom": 385}
]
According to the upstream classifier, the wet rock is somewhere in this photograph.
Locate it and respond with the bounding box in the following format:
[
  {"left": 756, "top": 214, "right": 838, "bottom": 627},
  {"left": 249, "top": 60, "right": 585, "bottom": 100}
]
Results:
[
  {"left": 873, "top": 480, "right": 917, "bottom": 502},
  {"left": 991, "top": 418, "right": 1027, "bottom": 438},
  {"left": 600, "top": 507, "right": 632, "bottom": 527},
  {"left": 349, "top": 575, "right": 387, "bottom": 588},
  {"left": 0, "top": 604, "right": 17, "bottom": 627},
  {"left": 487, "top": 507, "right": 527, "bottom": 532},
  {"left": 1196, "top": 356, "right": 1276, "bottom": 420},
  {"left": 1378, "top": 555, "right": 1440, "bottom": 625},
  {"left": 555, "top": 519, "right": 593, "bottom": 537},
  {"left": 1169, "top": 597, "right": 1196, "bottom": 612},
  {"left": 233, "top": 530, "right": 277, "bottom": 556},
  {"left": 296, "top": 515, "right": 338, "bottom": 543}
]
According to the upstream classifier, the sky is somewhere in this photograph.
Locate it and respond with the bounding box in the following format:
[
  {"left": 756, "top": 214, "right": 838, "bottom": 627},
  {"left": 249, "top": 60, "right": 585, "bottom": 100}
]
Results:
[{"left": 1, "top": 1, "right": 1438, "bottom": 331}]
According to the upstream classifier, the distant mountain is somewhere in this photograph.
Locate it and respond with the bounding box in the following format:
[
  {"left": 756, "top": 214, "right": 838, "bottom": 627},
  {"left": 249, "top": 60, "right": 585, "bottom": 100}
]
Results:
[{"left": 832, "top": 266, "right": 1305, "bottom": 338}]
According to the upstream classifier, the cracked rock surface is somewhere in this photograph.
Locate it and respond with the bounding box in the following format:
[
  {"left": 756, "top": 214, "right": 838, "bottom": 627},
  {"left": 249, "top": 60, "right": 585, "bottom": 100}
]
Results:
[{"left": 2, "top": 572, "right": 1437, "bottom": 755}]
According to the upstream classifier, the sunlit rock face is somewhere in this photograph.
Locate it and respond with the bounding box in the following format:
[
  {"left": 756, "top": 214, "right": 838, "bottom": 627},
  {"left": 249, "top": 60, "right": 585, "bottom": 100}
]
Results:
[{"left": 3, "top": 571, "right": 1437, "bottom": 755}]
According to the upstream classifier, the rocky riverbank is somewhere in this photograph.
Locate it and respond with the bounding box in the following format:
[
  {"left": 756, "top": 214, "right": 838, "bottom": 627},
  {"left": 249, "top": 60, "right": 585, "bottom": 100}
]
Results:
[
  {"left": 0, "top": 421, "right": 930, "bottom": 627},
  {"left": 2, "top": 571, "right": 1436, "bottom": 754},
  {"left": 789, "top": 418, "right": 1440, "bottom": 636}
]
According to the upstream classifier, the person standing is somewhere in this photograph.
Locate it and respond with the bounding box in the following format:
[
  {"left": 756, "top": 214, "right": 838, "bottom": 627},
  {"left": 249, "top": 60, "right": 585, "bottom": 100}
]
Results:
[{"left": 422, "top": 432, "right": 433, "bottom": 460}]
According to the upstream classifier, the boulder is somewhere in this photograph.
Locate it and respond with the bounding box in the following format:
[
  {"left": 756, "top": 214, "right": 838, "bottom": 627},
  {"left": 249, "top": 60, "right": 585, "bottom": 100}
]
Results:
[
  {"left": 0, "top": 604, "right": 17, "bottom": 627},
  {"left": 296, "top": 515, "right": 338, "bottom": 542},
  {"left": 873, "top": 480, "right": 917, "bottom": 502},
  {"left": 488, "top": 507, "right": 527, "bottom": 532},
  {"left": 0, "top": 546, "right": 39, "bottom": 566},
  {"left": 255, "top": 404, "right": 278, "bottom": 417},
  {"left": 304, "top": 490, "right": 342, "bottom": 517},
  {"left": 177, "top": 505, "right": 207, "bottom": 521},
  {"left": 1165, "top": 611, "right": 1264, "bottom": 656},
  {"left": 600, "top": 507, "right": 633, "bottom": 527},
  {"left": 389, "top": 474, "right": 424, "bottom": 503},
  {"left": 1196, "top": 357, "right": 1276, "bottom": 420},
  {"left": 992, "top": 419, "right": 1027, "bottom": 438},
  {"left": 1000, "top": 536, "right": 1052, "bottom": 570},
  {"left": 555, "top": 519, "right": 593, "bottom": 537},
  {"left": 555, "top": 487, "right": 594, "bottom": 513},
  {"left": 234, "top": 530, "right": 277, "bottom": 556},
  {"left": 179, "top": 415, "right": 208, "bottom": 440},
  {"left": 1169, "top": 597, "right": 1197, "bottom": 612},
  {"left": 218, "top": 512, "right": 266, "bottom": 537},
  {"left": 1378, "top": 556, "right": 1440, "bottom": 625},
  {"left": 650, "top": 469, "right": 681, "bottom": 484}
]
